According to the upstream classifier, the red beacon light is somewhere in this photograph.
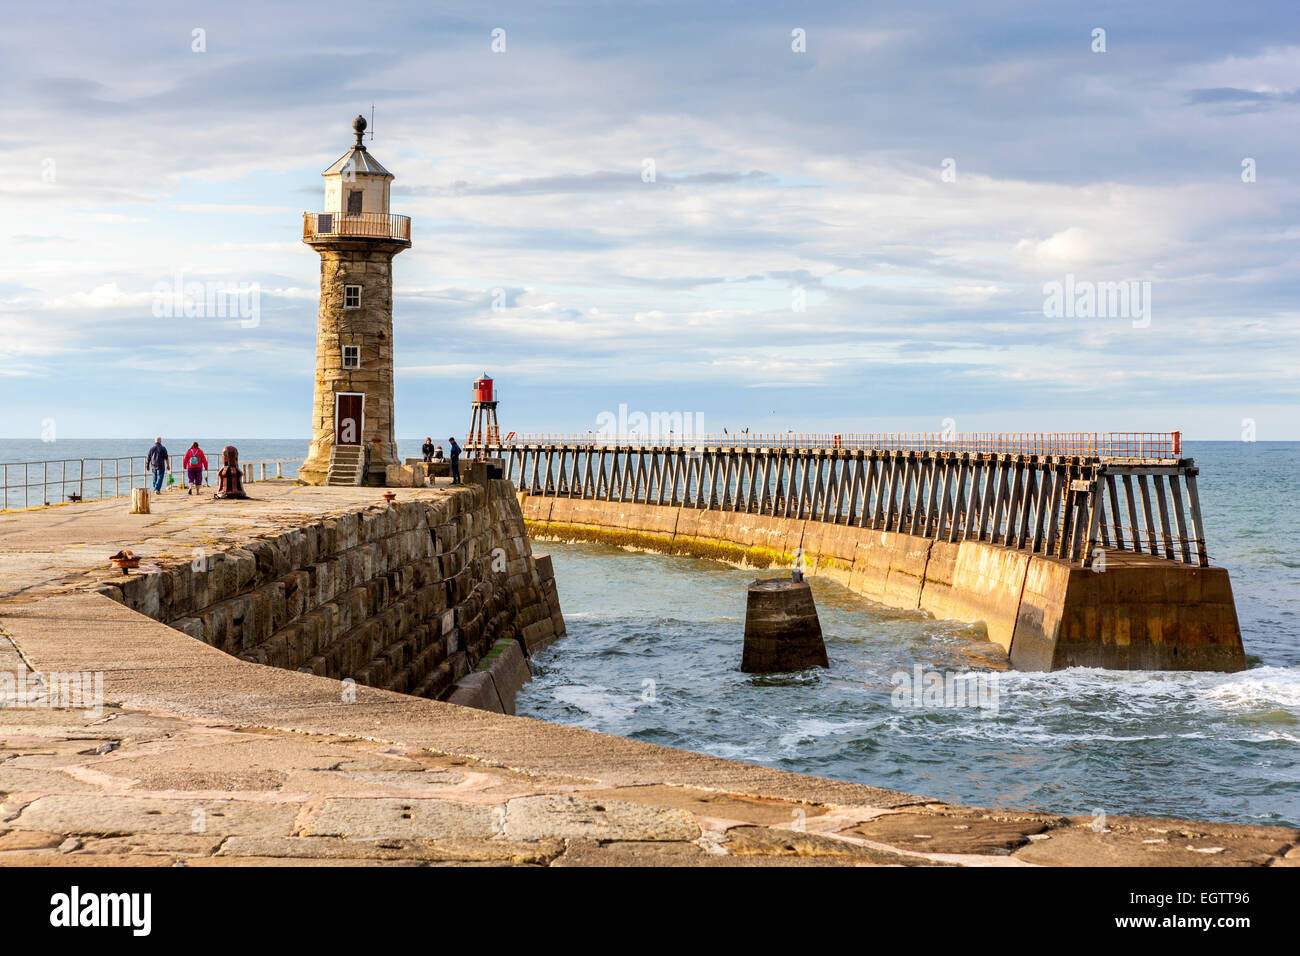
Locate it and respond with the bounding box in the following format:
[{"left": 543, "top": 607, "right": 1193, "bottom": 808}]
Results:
[{"left": 467, "top": 372, "right": 501, "bottom": 452}]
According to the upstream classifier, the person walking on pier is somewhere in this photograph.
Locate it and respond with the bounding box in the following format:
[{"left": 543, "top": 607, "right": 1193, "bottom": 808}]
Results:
[
  {"left": 448, "top": 436, "right": 461, "bottom": 484},
  {"left": 146, "top": 437, "right": 170, "bottom": 493},
  {"left": 422, "top": 437, "right": 435, "bottom": 463},
  {"left": 183, "top": 442, "right": 208, "bottom": 495}
]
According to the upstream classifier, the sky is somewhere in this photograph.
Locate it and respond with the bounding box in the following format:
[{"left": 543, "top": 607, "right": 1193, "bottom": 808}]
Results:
[{"left": 1, "top": 0, "right": 1297, "bottom": 441}]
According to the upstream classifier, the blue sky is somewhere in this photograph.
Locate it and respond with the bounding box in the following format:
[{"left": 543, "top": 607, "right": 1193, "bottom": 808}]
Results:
[{"left": 1, "top": 0, "right": 1297, "bottom": 440}]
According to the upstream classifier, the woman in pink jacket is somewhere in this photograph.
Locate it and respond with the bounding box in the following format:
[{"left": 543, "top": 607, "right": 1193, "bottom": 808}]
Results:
[{"left": 183, "top": 442, "right": 208, "bottom": 495}]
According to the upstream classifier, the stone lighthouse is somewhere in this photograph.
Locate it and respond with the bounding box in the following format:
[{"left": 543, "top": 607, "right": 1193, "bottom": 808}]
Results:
[{"left": 299, "top": 115, "right": 411, "bottom": 485}]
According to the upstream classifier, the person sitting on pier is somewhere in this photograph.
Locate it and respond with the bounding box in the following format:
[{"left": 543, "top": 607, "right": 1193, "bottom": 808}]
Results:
[
  {"left": 448, "top": 437, "right": 461, "bottom": 484},
  {"left": 422, "top": 437, "right": 435, "bottom": 463},
  {"left": 433, "top": 445, "right": 445, "bottom": 462},
  {"left": 183, "top": 442, "right": 208, "bottom": 495},
  {"left": 146, "top": 437, "right": 170, "bottom": 493}
]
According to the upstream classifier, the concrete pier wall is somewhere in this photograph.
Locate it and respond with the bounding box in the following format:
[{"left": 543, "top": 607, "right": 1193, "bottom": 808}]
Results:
[
  {"left": 522, "top": 494, "right": 1245, "bottom": 672},
  {"left": 93, "top": 480, "right": 564, "bottom": 709}
]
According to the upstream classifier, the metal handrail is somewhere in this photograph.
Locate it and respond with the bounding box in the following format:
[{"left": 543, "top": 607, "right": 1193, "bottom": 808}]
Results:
[
  {"left": 483, "top": 431, "right": 1182, "bottom": 459},
  {"left": 0, "top": 457, "right": 305, "bottom": 511}
]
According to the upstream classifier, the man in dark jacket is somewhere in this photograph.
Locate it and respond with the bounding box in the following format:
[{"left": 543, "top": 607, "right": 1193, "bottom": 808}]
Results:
[
  {"left": 146, "top": 437, "right": 169, "bottom": 493},
  {"left": 448, "top": 437, "right": 461, "bottom": 484}
]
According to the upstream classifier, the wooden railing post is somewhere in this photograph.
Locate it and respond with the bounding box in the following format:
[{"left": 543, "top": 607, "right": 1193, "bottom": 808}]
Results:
[{"left": 1184, "top": 468, "right": 1210, "bottom": 567}]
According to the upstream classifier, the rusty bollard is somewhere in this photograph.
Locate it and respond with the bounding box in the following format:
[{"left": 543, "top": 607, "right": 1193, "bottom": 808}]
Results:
[
  {"left": 214, "top": 445, "right": 249, "bottom": 500},
  {"left": 109, "top": 549, "right": 142, "bottom": 575}
]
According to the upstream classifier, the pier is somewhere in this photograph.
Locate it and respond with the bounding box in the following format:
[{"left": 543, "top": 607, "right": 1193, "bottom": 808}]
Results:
[
  {"left": 495, "top": 432, "right": 1206, "bottom": 566},
  {"left": 0, "top": 480, "right": 562, "bottom": 708},
  {"left": 0, "top": 481, "right": 1292, "bottom": 866},
  {"left": 491, "top": 432, "right": 1245, "bottom": 671}
]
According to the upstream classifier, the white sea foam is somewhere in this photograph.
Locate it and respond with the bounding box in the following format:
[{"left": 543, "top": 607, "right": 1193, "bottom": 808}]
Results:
[
  {"left": 1203, "top": 666, "right": 1300, "bottom": 710},
  {"left": 551, "top": 683, "right": 642, "bottom": 722},
  {"left": 1253, "top": 730, "right": 1300, "bottom": 744},
  {"left": 776, "top": 717, "right": 872, "bottom": 750}
]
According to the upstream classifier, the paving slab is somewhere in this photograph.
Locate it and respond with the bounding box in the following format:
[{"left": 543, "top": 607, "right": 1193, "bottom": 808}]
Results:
[
  {"left": 504, "top": 794, "right": 700, "bottom": 842},
  {"left": 842, "top": 808, "right": 1062, "bottom": 855},
  {"left": 723, "top": 825, "right": 947, "bottom": 864},
  {"left": 10, "top": 795, "right": 300, "bottom": 838},
  {"left": 301, "top": 798, "right": 497, "bottom": 840},
  {"left": 1013, "top": 815, "right": 1298, "bottom": 867}
]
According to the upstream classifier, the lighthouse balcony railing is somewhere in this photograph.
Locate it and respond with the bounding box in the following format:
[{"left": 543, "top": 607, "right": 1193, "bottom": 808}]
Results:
[{"left": 302, "top": 212, "right": 411, "bottom": 242}]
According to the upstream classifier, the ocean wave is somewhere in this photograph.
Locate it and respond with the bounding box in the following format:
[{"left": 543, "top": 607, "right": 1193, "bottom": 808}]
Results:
[
  {"left": 1203, "top": 667, "right": 1300, "bottom": 710},
  {"left": 520, "top": 523, "right": 1300, "bottom": 827}
]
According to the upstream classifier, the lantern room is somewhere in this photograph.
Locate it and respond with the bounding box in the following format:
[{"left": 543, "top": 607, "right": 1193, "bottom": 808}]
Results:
[
  {"left": 473, "top": 375, "right": 494, "bottom": 404},
  {"left": 321, "top": 115, "right": 393, "bottom": 218}
]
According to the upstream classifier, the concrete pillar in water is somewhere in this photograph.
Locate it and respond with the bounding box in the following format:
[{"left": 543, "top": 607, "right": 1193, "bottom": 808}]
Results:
[{"left": 742, "top": 576, "right": 829, "bottom": 673}]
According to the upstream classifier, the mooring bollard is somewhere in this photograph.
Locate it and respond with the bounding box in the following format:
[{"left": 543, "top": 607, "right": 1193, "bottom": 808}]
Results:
[
  {"left": 741, "top": 574, "right": 828, "bottom": 673},
  {"left": 130, "top": 488, "right": 150, "bottom": 514},
  {"left": 214, "top": 446, "right": 249, "bottom": 500}
]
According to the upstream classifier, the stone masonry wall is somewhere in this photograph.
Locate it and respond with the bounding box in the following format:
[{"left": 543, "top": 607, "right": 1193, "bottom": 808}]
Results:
[{"left": 95, "top": 481, "right": 564, "bottom": 703}]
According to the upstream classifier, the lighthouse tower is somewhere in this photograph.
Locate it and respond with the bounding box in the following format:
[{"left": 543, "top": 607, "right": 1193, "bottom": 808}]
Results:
[{"left": 299, "top": 115, "right": 411, "bottom": 485}]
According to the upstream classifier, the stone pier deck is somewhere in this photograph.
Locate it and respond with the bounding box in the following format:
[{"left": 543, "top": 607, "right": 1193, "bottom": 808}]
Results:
[{"left": 0, "top": 486, "right": 1296, "bottom": 866}]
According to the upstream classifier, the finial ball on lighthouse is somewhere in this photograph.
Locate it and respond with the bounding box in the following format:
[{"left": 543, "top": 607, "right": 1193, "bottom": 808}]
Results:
[{"left": 352, "top": 114, "right": 367, "bottom": 146}]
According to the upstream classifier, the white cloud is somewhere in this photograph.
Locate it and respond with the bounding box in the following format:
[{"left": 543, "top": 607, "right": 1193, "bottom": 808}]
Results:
[{"left": 1177, "top": 45, "right": 1300, "bottom": 94}]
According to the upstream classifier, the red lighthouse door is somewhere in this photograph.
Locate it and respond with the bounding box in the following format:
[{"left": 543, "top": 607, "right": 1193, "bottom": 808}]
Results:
[{"left": 336, "top": 393, "right": 364, "bottom": 445}]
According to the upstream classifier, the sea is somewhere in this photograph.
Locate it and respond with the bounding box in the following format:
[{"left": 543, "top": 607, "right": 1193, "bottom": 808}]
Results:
[{"left": 1, "top": 438, "right": 1296, "bottom": 826}]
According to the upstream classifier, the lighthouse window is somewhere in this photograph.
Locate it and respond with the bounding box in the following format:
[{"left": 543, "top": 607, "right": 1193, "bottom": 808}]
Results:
[
  {"left": 344, "top": 285, "right": 361, "bottom": 308},
  {"left": 347, "top": 190, "right": 363, "bottom": 214},
  {"left": 342, "top": 346, "right": 361, "bottom": 369}
]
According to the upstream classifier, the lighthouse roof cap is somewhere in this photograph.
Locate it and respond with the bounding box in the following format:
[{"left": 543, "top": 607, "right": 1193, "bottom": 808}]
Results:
[{"left": 323, "top": 146, "right": 393, "bottom": 178}]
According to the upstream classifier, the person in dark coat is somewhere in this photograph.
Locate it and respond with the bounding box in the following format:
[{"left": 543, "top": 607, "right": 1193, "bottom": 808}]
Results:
[
  {"left": 422, "top": 437, "right": 435, "bottom": 462},
  {"left": 448, "top": 437, "right": 461, "bottom": 484},
  {"left": 146, "top": 437, "right": 170, "bottom": 493}
]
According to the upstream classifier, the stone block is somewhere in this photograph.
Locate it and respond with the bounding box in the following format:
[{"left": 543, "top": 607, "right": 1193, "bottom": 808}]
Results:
[
  {"left": 503, "top": 795, "right": 699, "bottom": 842},
  {"left": 445, "top": 671, "right": 503, "bottom": 713},
  {"left": 476, "top": 638, "right": 531, "bottom": 714},
  {"left": 384, "top": 464, "right": 427, "bottom": 488},
  {"left": 521, "top": 618, "right": 557, "bottom": 654}
]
